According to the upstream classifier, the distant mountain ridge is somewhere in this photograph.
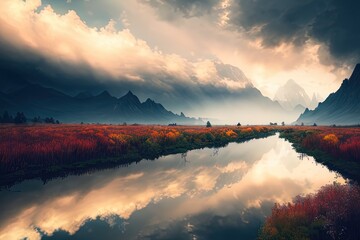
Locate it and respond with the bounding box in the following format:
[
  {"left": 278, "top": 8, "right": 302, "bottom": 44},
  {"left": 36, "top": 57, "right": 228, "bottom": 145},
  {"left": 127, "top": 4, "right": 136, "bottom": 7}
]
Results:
[
  {"left": 0, "top": 58, "right": 304, "bottom": 124},
  {"left": 214, "top": 62, "right": 253, "bottom": 88},
  {"left": 297, "top": 64, "right": 360, "bottom": 125},
  {"left": 274, "top": 79, "right": 320, "bottom": 111},
  {"left": 0, "top": 84, "right": 202, "bottom": 124}
]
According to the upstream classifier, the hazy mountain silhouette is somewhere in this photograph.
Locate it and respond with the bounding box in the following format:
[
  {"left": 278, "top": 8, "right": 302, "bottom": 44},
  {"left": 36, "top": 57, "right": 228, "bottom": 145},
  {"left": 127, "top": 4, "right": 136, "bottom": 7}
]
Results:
[
  {"left": 274, "top": 79, "right": 321, "bottom": 111},
  {"left": 75, "top": 91, "right": 93, "bottom": 99},
  {"left": 1, "top": 59, "right": 303, "bottom": 124},
  {"left": 297, "top": 64, "right": 360, "bottom": 125},
  {"left": 0, "top": 84, "right": 202, "bottom": 124},
  {"left": 214, "top": 61, "right": 253, "bottom": 88}
]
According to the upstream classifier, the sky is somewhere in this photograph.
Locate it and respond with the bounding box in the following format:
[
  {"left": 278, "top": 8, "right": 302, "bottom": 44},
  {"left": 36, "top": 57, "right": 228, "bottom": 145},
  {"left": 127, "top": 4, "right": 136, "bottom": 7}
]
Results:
[{"left": 0, "top": 0, "right": 359, "bottom": 120}]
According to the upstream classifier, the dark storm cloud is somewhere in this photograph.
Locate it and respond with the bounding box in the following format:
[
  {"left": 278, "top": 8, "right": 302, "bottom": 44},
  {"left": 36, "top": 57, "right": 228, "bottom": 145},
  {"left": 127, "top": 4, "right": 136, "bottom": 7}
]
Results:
[
  {"left": 0, "top": 36, "right": 206, "bottom": 112},
  {"left": 0, "top": 38, "right": 106, "bottom": 94},
  {"left": 0, "top": 48, "right": 189, "bottom": 110},
  {"left": 228, "top": 0, "right": 360, "bottom": 65},
  {"left": 1, "top": 0, "right": 258, "bottom": 114},
  {"left": 0, "top": 22, "right": 190, "bottom": 106},
  {"left": 145, "top": 0, "right": 360, "bottom": 65}
]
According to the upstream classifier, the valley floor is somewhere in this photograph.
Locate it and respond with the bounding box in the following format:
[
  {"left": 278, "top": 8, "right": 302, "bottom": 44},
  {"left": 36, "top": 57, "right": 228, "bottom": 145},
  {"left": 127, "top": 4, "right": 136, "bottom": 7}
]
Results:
[
  {"left": 0, "top": 124, "right": 275, "bottom": 187},
  {"left": 1, "top": 124, "right": 360, "bottom": 186},
  {"left": 2, "top": 124, "right": 360, "bottom": 239}
]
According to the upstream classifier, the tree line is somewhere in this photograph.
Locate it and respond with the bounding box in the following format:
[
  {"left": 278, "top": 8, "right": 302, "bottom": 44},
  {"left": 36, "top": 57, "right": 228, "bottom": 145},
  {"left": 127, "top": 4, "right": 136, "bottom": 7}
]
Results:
[{"left": 0, "top": 111, "right": 60, "bottom": 124}]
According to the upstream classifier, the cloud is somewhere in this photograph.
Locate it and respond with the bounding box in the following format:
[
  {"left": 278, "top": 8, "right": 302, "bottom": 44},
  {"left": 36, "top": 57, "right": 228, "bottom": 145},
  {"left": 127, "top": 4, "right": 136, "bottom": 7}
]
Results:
[
  {"left": 140, "top": 0, "right": 219, "bottom": 19},
  {"left": 1, "top": 0, "right": 355, "bottom": 123},
  {"left": 0, "top": 0, "right": 255, "bottom": 113},
  {"left": 144, "top": 0, "right": 360, "bottom": 67},
  {"left": 228, "top": 0, "right": 360, "bottom": 66}
]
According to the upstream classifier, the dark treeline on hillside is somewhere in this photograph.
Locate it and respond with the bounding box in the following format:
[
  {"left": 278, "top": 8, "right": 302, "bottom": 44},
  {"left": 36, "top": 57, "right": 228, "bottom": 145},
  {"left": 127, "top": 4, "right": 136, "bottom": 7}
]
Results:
[{"left": 0, "top": 111, "right": 60, "bottom": 124}]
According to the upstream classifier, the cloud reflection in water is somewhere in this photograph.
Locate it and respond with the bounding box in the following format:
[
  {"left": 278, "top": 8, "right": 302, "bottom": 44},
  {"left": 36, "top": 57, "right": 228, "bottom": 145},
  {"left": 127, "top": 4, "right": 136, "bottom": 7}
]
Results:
[{"left": 0, "top": 134, "right": 344, "bottom": 240}]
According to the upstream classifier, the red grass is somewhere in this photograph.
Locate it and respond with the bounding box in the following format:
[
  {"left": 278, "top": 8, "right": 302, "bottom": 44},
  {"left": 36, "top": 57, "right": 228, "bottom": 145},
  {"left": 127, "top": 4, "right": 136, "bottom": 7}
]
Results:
[
  {"left": 0, "top": 124, "right": 271, "bottom": 173},
  {"left": 298, "top": 127, "right": 360, "bottom": 162},
  {"left": 260, "top": 184, "right": 360, "bottom": 239}
]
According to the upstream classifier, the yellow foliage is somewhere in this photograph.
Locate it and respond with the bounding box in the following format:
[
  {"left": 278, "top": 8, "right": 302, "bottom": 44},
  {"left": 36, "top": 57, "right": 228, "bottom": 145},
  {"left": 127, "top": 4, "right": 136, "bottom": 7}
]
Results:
[
  {"left": 151, "top": 131, "right": 160, "bottom": 139},
  {"left": 253, "top": 126, "right": 267, "bottom": 132},
  {"left": 225, "top": 130, "right": 237, "bottom": 137},
  {"left": 166, "top": 130, "right": 180, "bottom": 140},
  {"left": 323, "top": 134, "right": 339, "bottom": 144},
  {"left": 108, "top": 133, "right": 127, "bottom": 144},
  {"left": 166, "top": 132, "right": 176, "bottom": 139},
  {"left": 242, "top": 127, "right": 253, "bottom": 133}
]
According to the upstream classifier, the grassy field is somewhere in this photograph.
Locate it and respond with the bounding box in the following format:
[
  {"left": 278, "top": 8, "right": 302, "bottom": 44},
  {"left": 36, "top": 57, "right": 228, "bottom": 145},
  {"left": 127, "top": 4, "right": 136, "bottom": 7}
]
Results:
[
  {"left": 1, "top": 124, "right": 360, "bottom": 186},
  {"left": 0, "top": 124, "right": 275, "bottom": 186},
  {"left": 259, "top": 183, "right": 360, "bottom": 240},
  {"left": 2, "top": 124, "right": 360, "bottom": 238}
]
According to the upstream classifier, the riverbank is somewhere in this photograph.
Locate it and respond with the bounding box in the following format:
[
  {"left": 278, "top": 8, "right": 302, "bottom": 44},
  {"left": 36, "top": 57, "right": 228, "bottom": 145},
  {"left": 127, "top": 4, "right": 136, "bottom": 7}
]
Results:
[
  {"left": 259, "top": 183, "right": 360, "bottom": 240},
  {"left": 279, "top": 126, "right": 360, "bottom": 182},
  {"left": 2, "top": 124, "right": 360, "bottom": 187},
  {"left": 260, "top": 126, "right": 360, "bottom": 239},
  {"left": 0, "top": 124, "right": 275, "bottom": 187}
]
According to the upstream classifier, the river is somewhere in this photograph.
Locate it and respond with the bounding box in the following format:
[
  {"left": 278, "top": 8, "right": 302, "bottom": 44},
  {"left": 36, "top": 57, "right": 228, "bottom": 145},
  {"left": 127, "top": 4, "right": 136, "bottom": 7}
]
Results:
[{"left": 0, "top": 134, "right": 345, "bottom": 240}]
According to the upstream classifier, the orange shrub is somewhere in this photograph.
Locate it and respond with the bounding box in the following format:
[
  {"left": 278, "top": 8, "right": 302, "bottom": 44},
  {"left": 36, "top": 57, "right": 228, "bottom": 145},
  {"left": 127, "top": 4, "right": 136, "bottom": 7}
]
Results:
[
  {"left": 165, "top": 131, "right": 180, "bottom": 141},
  {"left": 323, "top": 133, "right": 339, "bottom": 145},
  {"left": 108, "top": 133, "right": 128, "bottom": 144},
  {"left": 242, "top": 127, "right": 253, "bottom": 133},
  {"left": 225, "top": 130, "right": 237, "bottom": 137}
]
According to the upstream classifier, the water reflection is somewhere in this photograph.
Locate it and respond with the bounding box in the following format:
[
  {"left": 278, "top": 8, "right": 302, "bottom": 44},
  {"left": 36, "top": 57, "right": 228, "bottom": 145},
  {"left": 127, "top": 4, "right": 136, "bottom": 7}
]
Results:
[{"left": 0, "top": 134, "right": 345, "bottom": 240}]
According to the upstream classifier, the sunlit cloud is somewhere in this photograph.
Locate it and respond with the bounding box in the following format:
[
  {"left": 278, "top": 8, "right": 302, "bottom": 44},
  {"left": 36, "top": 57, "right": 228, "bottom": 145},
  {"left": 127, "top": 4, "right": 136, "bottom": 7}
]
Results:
[
  {"left": 0, "top": 0, "right": 251, "bottom": 93},
  {"left": 0, "top": 0, "right": 357, "bottom": 122}
]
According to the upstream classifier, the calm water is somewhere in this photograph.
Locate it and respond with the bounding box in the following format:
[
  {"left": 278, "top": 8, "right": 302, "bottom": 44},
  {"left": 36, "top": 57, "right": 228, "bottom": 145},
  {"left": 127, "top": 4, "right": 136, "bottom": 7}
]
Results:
[{"left": 0, "top": 134, "right": 345, "bottom": 240}]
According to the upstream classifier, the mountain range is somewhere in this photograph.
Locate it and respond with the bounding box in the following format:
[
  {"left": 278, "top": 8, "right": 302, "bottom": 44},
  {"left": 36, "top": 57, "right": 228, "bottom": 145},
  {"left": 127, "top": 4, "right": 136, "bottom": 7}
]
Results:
[
  {"left": 0, "top": 60, "right": 305, "bottom": 124},
  {"left": 0, "top": 84, "right": 202, "bottom": 124},
  {"left": 297, "top": 64, "right": 360, "bottom": 125},
  {"left": 274, "top": 79, "right": 321, "bottom": 111},
  {"left": 1, "top": 60, "right": 339, "bottom": 125},
  {"left": 181, "top": 62, "right": 304, "bottom": 124}
]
